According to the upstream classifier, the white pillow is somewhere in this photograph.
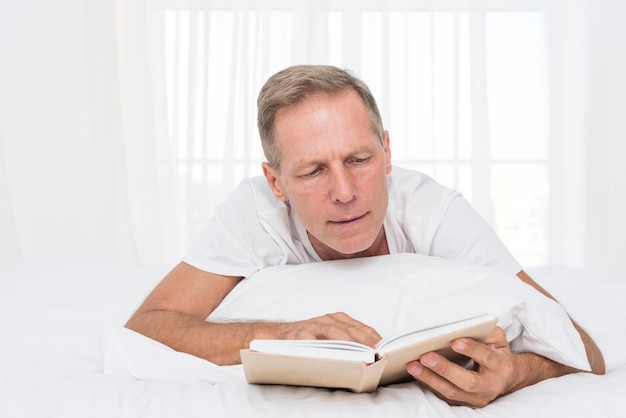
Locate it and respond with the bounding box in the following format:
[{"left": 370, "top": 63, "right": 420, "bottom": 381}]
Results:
[{"left": 209, "top": 253, "right": 590, "bottom": 371}]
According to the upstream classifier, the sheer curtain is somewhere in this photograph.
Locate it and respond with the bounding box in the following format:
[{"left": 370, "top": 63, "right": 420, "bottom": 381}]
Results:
[
  {"left": 148, "top": 0, "right": 554, "bottom": 267},
  {"left": 548, "top": 0, "right": 626, "bottom": 281},
  {"left": 0, "top": 0, "right": 180, "bottom": 272},
  {"left": 0, "top": 0, "right": 624, "bottom": 281}
]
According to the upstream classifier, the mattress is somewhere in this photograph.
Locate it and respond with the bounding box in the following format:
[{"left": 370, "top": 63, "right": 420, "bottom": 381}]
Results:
[{"left": 1, "top": 260, "right": 624, "bottom": 418}]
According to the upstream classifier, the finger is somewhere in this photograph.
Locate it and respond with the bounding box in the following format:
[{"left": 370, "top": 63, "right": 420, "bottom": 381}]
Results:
[
  {"left": 418, "top": 351, "right": 484, "bottom": 394},
  {"left": 328, "top": 312, "right": 382, "bottom": 343},
  {"left": 308, "top": 312, "right": 382, "bottom": 346},
  {"left": 482, "top": 326, "right": 509, "bottom": 349},
  {"left": 407, "top": 360, "right": 477, "bottom": 407},
  {"left": 407, "top": 328, "right": 512, "bottom": 408},
  {"left": 327, "top": 312, "right": 382, "bottom": 346},
  {"left": 450, "top": 329, "right": 508, "bottom": 373}
]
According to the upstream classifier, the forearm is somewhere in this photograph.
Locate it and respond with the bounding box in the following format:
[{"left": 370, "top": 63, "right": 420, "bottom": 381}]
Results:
[
  {"left": 125, "top": 310, "right": 285, "bottom": 365},
  {"left": 505, "top": 323, "right": 605, "bottom": 396},
  {"left": 505, "top": 352, "right": 578, "bottom": 396},
  {"left": 126, "top": 310, "right": 382, "bottom": 365},
  {"left": 515, "top": 270, "right": 605, "bottom": 377}
]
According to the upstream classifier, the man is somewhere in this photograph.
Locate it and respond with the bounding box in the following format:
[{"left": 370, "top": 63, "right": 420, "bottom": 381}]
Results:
[{"left": 126, "top": 65, "right": 604, "bottom": 408}]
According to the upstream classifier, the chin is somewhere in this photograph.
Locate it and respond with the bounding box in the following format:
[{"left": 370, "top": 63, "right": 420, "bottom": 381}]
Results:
[{"left": 331, "top": 239, "right": 378, "bottom": 257}]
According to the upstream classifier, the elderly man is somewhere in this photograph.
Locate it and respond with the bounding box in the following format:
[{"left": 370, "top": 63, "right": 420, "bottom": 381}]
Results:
[{"left": 126, "top": 65, "right": 604, "bottom": 407}]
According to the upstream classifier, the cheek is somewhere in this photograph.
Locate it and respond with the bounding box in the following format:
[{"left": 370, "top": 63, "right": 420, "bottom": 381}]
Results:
[
  {"left": 362, "top": 173, "right": 389, "bottom": 208},
  {"left": 359, "top": 167, "right": 387, "bottom": 190},
  {"left": 291, "top": 189, "right": 336, "bottom": 228},
  {"left": 289, "top": 197, "right": 324, "bottom": 230},
  {"left": 284, "top": 184, "right": 320, "bottom": 210}
]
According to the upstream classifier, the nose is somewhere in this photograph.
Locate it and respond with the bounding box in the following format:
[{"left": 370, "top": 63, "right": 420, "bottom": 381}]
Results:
[{"left": 330, "top": 167, "right": 357, "bottom": 203}]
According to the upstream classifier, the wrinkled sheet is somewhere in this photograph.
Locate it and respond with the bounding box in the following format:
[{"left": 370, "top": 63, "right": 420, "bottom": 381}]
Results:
[{"left": 1, "top": 261, "right": 625, "bottom": 418}]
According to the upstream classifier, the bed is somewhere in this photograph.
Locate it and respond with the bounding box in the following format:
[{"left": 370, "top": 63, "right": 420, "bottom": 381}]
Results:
[{"left": 1, "top": 254, "right": 625, "bottom": 418}]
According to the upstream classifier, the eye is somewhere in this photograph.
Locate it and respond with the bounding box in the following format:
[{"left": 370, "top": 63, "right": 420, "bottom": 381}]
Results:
[
  {"left": 353, "top": 157, "right": 370, "bottom": 164},
  {"left": 300, "top": 167, "right": 322, "bottom": 178}
]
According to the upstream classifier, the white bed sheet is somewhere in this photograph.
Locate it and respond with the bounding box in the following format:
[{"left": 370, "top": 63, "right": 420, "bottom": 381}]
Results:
[{"left": 1, "top": 261, "right": 625, "bottom": 418}]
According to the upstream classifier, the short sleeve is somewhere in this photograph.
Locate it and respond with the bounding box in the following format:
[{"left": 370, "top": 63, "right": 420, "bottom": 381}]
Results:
[{"left": 182, "top": 178, "right": 300, "bottom": 278}]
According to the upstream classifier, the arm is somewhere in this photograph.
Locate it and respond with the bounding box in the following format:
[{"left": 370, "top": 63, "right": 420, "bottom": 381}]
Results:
[
  {"left": 125, "top": 261, "right": 381, "bottom": 365},
  {"left": 515, "top": 270, "right": 605, "bottom": 375},
  {"left": 407, "top": 270, "right": 605, "bottom": 407}
]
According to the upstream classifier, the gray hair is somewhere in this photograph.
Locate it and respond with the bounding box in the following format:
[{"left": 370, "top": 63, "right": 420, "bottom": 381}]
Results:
[{"left": 257, "top": 65, "right": 385, "bottom": 169}]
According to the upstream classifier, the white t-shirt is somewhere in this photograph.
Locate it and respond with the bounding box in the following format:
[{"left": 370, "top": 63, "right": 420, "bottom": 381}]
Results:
[{"left": 184, "top": 166, "right": 522, "bottom": 278}]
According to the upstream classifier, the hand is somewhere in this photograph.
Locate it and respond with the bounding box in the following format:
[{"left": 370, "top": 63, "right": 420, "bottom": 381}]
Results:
[
  {"left": 275, "top": 312, "right": 382, "bottom": 348},
  {"left": 406, "top": 326, "right": 518, "bottom": 408}
]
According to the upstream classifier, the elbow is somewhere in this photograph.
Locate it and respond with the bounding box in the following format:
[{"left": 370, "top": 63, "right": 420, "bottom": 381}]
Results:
[
  {"left": 587, "top": 348, "right": 606, "bottom": 375},
  {"left": 590, "top": 356, "right": 606, "bottom": 376},
  {"left": 124, "top": 310, "right": 152, "bottom": 335}
]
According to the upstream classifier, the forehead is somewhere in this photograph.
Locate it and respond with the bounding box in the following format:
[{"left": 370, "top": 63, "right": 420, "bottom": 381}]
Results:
[
  {"left": 273, "top": 91, "right": 379, "bottom": 163},
  {"left": 274, "top": 89, "right": 368, "bottom": 123}
]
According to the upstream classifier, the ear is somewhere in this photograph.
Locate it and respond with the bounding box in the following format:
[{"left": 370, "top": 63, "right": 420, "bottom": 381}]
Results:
[
  {"left": 262, "top": 162, "right": 288, "bottom": 201},
  {"left": 383, "top": 130, "right": 392, "bottom": 174}
]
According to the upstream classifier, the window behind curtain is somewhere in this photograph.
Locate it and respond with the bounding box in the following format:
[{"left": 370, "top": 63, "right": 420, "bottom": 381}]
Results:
[{"left": 152, "top": 2, "right": 549, "bottom": 267}]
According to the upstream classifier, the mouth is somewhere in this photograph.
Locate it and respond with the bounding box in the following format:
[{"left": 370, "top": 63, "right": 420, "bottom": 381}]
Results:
[{"left": 329, "top": 213, "right": 367, "bottom": 225}]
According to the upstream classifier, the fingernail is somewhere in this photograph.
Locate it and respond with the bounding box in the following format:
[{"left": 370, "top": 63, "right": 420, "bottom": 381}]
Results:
[
  {"left": 408, "top": 363, "right": 423, "bottom": 376},
  {"left": 454, "top": 339, "right": 467, "bottom": 352},
  {"left": 421, "top": 354, "right": 437, "bottom": 368}
]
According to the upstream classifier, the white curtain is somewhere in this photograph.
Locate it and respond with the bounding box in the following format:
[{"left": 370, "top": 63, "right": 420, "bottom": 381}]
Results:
[
  {"left": 547, "top": 0, "right": 626, "bottom": 281},
  {"left": 0, "top": 0, "right": 624, "bottom": 281},
  {"left": 0, "top": 0, "right": 180, "bottom": 272}
]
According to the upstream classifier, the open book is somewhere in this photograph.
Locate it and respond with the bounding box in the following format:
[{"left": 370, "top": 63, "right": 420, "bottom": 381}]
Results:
[{"left": 240, "top": 313, "right": 498, "bottom": 393}]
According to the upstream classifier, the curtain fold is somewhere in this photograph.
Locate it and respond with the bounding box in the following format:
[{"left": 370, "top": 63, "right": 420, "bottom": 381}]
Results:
[
  {"left": 0, "top": 128, "right": 21, "bottom": 272},
  {"left": 114, "top": 0, "right": 181, "bottom": 269},
  {"left": 581, "top": 0, "right": 626, "bottom": 281}
]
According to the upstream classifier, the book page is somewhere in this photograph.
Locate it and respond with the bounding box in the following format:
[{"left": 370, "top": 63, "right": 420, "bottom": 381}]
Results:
[
  {"left": 375, "top": 313, "right": 495, "bottom": 354},
  {"left": 249, "top": 339, "right": 376, "bottom": 363}
]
